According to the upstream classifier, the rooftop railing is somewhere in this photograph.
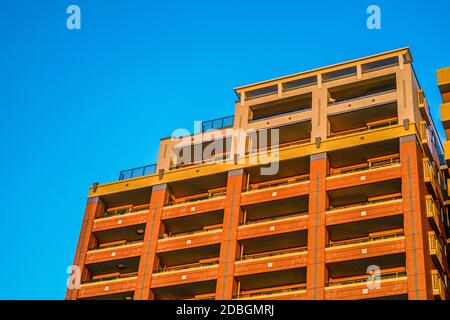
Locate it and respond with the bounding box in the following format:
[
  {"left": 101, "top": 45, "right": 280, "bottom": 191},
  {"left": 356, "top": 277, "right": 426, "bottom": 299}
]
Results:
[
  {"left": 201, "top": 116, "right": 234, "bottom": 132},
  {"left": 119, "top": 164, "right": 156, "bottom": 180}
]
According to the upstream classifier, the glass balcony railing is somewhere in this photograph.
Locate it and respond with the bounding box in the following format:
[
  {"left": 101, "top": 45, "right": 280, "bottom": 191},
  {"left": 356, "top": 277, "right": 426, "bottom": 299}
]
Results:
[
  {"left": 237, "top": 247, "right": 307, "bottom": 261},
  {"left": 327, "top": 196, "right": 402, "bottom": 212},
  {"left": 201, "top": 116, "right": 234, "bottom": 132},
  {"left": 234, "top": 285, "right": 306, "bottom": 299},
  {"left": 327, "top": 271, "right": 407, "bottom": 287},
  {"left": 155, "top": 260, "right": 219, "bottom": 273},
  {"left": 159, "top": 227, "right": 223, "bottom": 239},
  {"left": 119, "top": 164, "right": 156, "bottom": 180},
  {"left": 328, "top": 157, "right": 400, "bottom": 177},
  {"left": 81, "top": 272, "right": 138, "bottom": 285},
  {"left": 327, "top": 232, "right": 404, "bottom": 248}
]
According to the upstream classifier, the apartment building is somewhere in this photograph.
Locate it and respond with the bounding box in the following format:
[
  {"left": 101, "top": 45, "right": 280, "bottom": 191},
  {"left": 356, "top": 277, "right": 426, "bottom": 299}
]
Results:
[{"left": 66, "top": 48, "right": 450, "bottom": 300}]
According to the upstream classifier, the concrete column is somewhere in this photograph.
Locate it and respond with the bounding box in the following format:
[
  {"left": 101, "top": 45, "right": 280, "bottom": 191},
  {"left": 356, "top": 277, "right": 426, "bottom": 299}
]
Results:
[
  {"left": 134, "top": 184, "right": 168, "bottom": 300},
  {"left": 400, "top": 135, "right": 434, "bottom": 300},
  {"left": 306, "top": 152, "right": 328, "bottom": 300},
  {"left": 215, "top": 169, "right": 245, "bottom": 300},
  {"left": 65, "top": 197, "right": 105, "bottom": 300}
]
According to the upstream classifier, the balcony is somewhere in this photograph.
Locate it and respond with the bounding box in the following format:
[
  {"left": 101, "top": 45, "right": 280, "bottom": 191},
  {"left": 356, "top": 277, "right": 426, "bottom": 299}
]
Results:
[
  {"left": 426, "top": 196, "right": 442, "bottom": 234},
  {"left": 246, "top": 121, "right": 312, "bottom": 155},
  {"left": 86, "top": 240, "right": 143, "bottom": 264},
  {"left": 327, "top": 232, "right": 404, "bottom": 249},
  {"left": 248, "top": 93, "right": 312, "bottom": 122},
  {"left": 234, "top": 285, "right": 306, "bottom": 300},
  {"left": 431, "top": 270, "right": 447, "bottom": 300},
  {"left": 77, "top": 273, "right": 137, "bottom": 299},
  {"left": 154, "top": 260, "right": 219, "bottom": 274},
  {"left": 418, "top": 89, "right": 432, "bottom": 124},
  {"left": 326, "top": 196, "right": 403, "bottom": 226},
  {"left": 327, "top": 74, "right": 396, "bottom": 106},
  {"left": 237, "top": 246, "right": 307, "bottom": 262},
  {"left": 165, "top": 190, "right": 226, "bottom": 207},
  {"left": 429, "top": 231, "right": 444, "bottom": 271},
  {"left": 328, "top": 155, "right": 400, "bottom": 177},
  {"left": 153, "top": 280, "right": 217, "bottom": 300},
  {"left": 81, "top": 272, "right": 138, "bottom": 285},
  {"left": 327, "top": 270, "right": 406, "bottom": 288},
  {"left": 100, "top": 204, "right": 149, "bottom": 219},
  {"left": 119, "top": 164, "right": 156, "bottom": 180}
]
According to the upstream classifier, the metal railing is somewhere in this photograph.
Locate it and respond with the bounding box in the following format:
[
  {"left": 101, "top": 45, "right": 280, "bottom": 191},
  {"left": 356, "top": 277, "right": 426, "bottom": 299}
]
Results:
[
  {"left": 244, "top": 176, "right": 310, "bottom": 192},
  {"left": 100, "top": 205, "right": 149, "bottom": 219},
  {"left": 327, "top": 196, "right": 402, "bottom": 212},
  {"left": 328, "top": 157, "right": 400, "bottom": 177},
  {"left": 234, "top": 285, "right": 306, "bottom": 299},
  {"left": 155, "top": 260, "right": 219, "bottom": 273},
  {"left": 82, "top": 272, "right": 138, "bottom": 284},
  {"left": 201, "top": 116, "right": 234, "bottom": 132},
  {"left": 237, "top": 247, "right": 307, "bottom": 261},
  {"left": 327, "top": 271, "right": 407, "bottom": 287},
  {"left": 165, "top": 190, "right": 226, "bottom": 207},
  {"left": 89, "top": 239, "right": 144, "bottom": 251},
  {"left": 119, "top": 164, "right": 156, "bottom": 180},
  {"left": 432, "top": 270, "right": 446, "bottom": 299},
  {"left": 240, "top": 211, "right": 308, "bottom": 226},
  {"left": 246, "top": 138, "right": 311, "bottom": 155},
  {"left": 329, "top": 119, "right": 398, "bottom": 138},
  {"left": 327, "top": 232, "right": 404, "bottom": 248},
  {"left": 159, "top": 227, "right": 223, "bottom": 239}
]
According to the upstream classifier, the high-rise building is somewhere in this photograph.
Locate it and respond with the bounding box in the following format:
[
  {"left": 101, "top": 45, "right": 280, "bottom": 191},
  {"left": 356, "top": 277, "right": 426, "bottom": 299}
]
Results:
[{"left": 66, "top": 48, "right": 450, "bottom": 300}]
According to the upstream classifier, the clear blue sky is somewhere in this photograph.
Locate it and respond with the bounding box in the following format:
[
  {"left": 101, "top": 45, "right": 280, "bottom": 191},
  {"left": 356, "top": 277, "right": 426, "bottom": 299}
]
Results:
[{"left": 0, "top": 0, "right": 449, "bottom": 299}]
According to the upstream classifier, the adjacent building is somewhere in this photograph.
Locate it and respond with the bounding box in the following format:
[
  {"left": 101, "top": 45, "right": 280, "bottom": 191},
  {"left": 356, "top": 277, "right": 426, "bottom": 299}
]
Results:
[{"left": 66, "top": 48, "right": 450, "bottom": 300}]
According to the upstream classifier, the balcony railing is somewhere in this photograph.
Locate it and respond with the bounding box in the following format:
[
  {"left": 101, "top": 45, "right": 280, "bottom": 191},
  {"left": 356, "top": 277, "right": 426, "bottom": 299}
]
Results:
[
  {"left": 90, "top": 239, "right": 143, "bottom": 251},
  {"left": 159, "top": 227, "right": 223, "bottom": 239},
  {"left": 155, "top": 260, "right": 219, "bottom": 273},
  {"left": 327, "top": 232, "right": 404, "bottom": 248},
  {"left": 165, "top": 190, "right": 226, "bottom": 207},
  {"left": 244, "top": 175, "right": 310, "bottom": 192},
  {"left": 426, "top": 196, "right": 441, "bottom": 233},
  {"left": 240, "top": 211, "right": 308, "bottom": 226},
  {"left": 246, "top": 138, "right": 311, "bottom": 155},
  {"left": 431, "top": 270, "right": 446, "bottom": 300},
  {"left": 82, "top": 272, "right": 138, "bottom": 285},
  {"left": 328, "top": 88, "right": 396, "bottom": 106},
  {"left": 327, "top": 271, "right": 407, "bottom": 287},
  {"left": 327, "top": 196, "right": 402, "bottom": 212},
  {"left": 100, "top": 204, "right": 149, "bottom": 219},
  {"left": 328, "top": 157, "right": 400, "bottom": 177},
  {"left": 201, "top": 115, "right": 234, "bottom": 132},
  {"left": 119, "top": 164, "right": 156, "bottom": 180},
  {"left": 329, "top": 119, "right": 398, "bottom": 138},
  {"left": 171, "top": 152, "right": 230, "bottom": 169},
  {"left": 429, "top": 231, "right": 444, "bottom": 268},
  {"left": 237, "top": 246, "right": 307, "bottom": 261},
  {"left": 234, "top": 285, "right": 306, "bottom": 299}
]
